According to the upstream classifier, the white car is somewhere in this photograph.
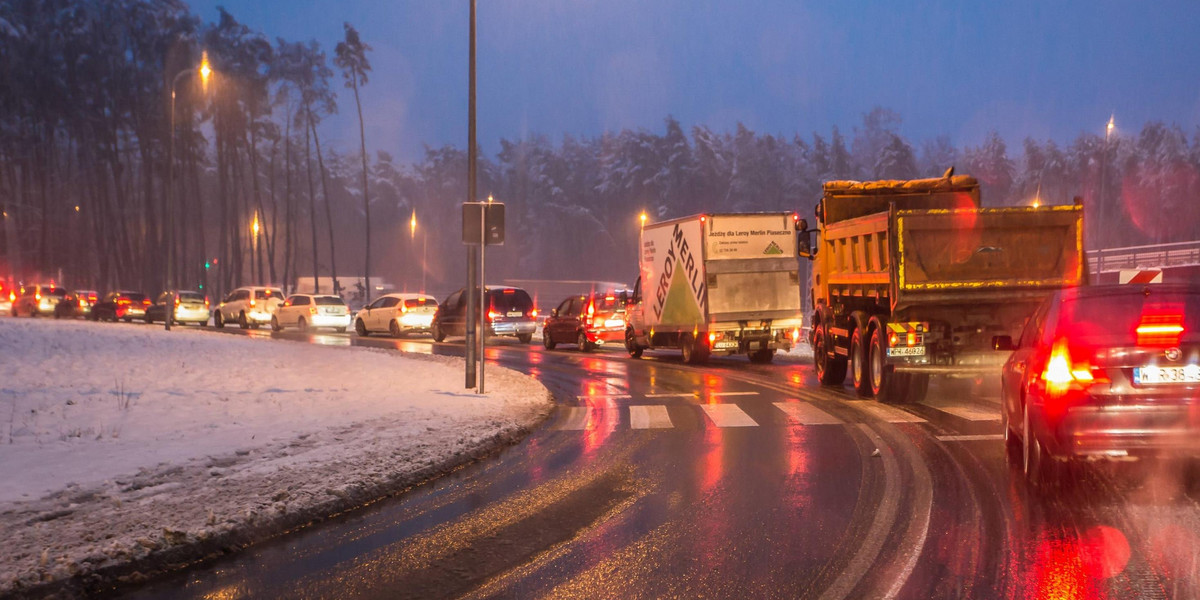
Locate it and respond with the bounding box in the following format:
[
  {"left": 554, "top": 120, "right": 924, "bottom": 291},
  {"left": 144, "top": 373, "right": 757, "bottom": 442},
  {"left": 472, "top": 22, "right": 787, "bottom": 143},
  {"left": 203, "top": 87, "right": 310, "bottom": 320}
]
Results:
[
  {"left": 272, "top": 294, "right": 351, "bottom": 332},
  {"left": 213, "top": 286, "right": 285, "bottom": 329},
  {"left": 354, "top": 293, "right": 439, "bottom": 337}
]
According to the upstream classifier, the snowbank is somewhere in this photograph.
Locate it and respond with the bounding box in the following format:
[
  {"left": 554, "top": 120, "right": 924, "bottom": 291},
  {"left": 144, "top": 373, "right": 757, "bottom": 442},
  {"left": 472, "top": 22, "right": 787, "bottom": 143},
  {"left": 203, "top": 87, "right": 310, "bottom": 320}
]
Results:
[{"left": 0, "top": 318, "right": 552, "bottom": 596}]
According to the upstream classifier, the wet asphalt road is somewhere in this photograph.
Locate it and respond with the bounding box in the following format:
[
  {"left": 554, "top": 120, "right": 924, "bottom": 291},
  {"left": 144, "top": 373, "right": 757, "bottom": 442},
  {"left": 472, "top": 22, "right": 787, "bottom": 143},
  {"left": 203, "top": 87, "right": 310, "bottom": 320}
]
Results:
[{"left": 110, "top": 326, "right": 1200, "bottom": 599}]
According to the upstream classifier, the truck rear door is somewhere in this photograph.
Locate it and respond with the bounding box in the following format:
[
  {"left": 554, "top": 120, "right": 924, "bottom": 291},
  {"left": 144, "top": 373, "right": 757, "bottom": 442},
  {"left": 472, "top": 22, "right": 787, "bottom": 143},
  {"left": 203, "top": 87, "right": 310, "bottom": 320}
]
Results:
[{"left": 705, "top": 214, "right": 803, "bottom": 322}]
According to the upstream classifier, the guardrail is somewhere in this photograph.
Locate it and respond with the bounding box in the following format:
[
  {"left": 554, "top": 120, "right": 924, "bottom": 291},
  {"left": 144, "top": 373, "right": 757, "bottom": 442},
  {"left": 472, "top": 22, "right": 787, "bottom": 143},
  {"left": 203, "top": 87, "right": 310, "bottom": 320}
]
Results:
[{"left": 1088, "top": 240, "right": 1200, "bottom": 273}]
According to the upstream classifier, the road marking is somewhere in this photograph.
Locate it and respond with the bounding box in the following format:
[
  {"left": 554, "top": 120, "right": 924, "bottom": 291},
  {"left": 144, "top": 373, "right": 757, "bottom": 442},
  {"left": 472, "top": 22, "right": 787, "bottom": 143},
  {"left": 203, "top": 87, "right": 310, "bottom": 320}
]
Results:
[
  {"left": 851, "top": 402, "right": 926, "bottom": 423},
  {"left": 700, "top": 404, "right": 758, "bottom": 427},
  {"left": 629, "top": 405, "right": 674, "bottom": 429},
  {"left": 920, "top": 397, "right": 998, "bottom": 421},
  {"left": 575, "top": 394, "right": 631, "bottom": 401},
  {"left": 708, "top": 391, "right": 759, "bottom": 397},
  {"left": 773, "top": 401, "right": 842, "bottom": 425},
  {"left": 645, "top": 392, "right": 695, "bottom": 398},
  {"left": 555, "top": 406, "right": 591, "bottom": 430},
  {"left": 936, "top": 434, "right": 1004, "bottom": 442}
]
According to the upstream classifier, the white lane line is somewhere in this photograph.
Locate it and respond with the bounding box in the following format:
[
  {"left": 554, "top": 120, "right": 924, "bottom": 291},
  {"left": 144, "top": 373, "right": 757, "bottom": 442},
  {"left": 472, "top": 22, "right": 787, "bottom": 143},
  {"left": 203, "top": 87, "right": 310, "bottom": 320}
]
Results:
[
  {"left": 852, "top": 402, "right": 926, "bottom": 423},
  {"left": 555, "top": 406, "right": 590, "bottom": 430},
  {"left": 937, "top": 434, "right": 1004, "bottom": 442},
  {"left": 629, "top": 405, "right": 674, "bottom": 429},
  {"left": 708, "top": 391, "right": 759, "bottom": 397},
  {"left": 882, "top": 426, "right": 933, "bottom": 600},
  {"left": 700, "top": 404, "right": 758, "bottom": 427},
  {"left": 645, "top": 392, "right": 695, "bottom": 398},
  {"left": 773, "top": 401, "right": 842, "bottom": 425},
  {"left": 920, "top": 397, "right": 999, "bottom": 421},
  {"left": 575, "top": 394, "right": 631, "bottom": 401}
]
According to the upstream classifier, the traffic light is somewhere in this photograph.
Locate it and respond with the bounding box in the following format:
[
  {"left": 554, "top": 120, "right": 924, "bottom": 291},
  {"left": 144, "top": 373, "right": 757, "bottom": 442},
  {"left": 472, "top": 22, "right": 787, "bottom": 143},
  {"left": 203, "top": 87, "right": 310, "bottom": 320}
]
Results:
[{"left": 204, "top": 261, "right": 210, "bottom": 270}]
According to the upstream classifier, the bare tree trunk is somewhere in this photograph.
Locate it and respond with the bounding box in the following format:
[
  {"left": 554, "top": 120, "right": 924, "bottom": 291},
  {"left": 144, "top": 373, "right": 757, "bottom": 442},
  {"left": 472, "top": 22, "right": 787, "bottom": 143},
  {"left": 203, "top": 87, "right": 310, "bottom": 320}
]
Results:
[
  {"left": 304, "top": 106, "right": 320, "bottom": 293},
  {"left": 350, "top": 72, "right": 372, "bottom": 303},
  {"left": 309, "top": 113, "right": 338, "bottom": 295}
]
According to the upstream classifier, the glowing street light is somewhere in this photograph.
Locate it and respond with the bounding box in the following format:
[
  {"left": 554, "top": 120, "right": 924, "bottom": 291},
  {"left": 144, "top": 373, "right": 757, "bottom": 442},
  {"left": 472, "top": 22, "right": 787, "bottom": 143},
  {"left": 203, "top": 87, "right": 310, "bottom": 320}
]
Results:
[
  {"left": 639, "top": 211, "right": 648, "bottom": 227},
  {"left": 251, "top": 211, "right": 261, "bottom": 238},
  {"left": 410, "top": 209, "right": 417, "bottom": 238},
  {"left": 1106, "top": 114, "right": 1115, "bottom": 140}
]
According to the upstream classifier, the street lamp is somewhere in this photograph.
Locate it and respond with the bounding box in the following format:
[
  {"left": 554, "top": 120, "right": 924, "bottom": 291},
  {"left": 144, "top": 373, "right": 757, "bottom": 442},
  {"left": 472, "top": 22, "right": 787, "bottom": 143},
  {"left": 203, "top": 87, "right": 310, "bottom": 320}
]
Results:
[
  {"left": 639, "top": 211, "right": 648, "bottom": 227},
  {"left": 1098, "top": 114, "right": 1115, "bottom": 248},
  {"left": 165, "top": 50, "right": 212, "bottom": 331}
]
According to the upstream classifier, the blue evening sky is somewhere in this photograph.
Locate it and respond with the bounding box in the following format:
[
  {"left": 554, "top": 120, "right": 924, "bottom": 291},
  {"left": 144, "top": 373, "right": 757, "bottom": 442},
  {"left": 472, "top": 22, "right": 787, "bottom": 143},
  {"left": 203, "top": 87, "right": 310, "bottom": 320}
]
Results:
[{"left": 186, "top": 0, "right": 1200, "bottom": 163}]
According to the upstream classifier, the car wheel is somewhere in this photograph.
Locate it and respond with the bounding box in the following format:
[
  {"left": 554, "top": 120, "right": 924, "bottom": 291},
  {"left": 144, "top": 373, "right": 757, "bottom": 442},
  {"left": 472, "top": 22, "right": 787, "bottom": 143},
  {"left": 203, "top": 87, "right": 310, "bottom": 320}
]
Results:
[
  {"left": 214, "top": 311, "right": 225, "bottom": 328},
  {"left": 1003, "top": 398, "right": 1021, "bottom": 462},
  {"left": 123, "top": 316, "right": 132, "bottom": 323},
  {"left": 298, "top": 317, "right": 308, "bottom": 332},
  {"left": 517, "top": 333, "right": 533, "bottom": 344},
  {"left": 749, "top": 348, "right": 775, "bottom": 364},
  {"left": 625, "top": 328, "right": 643, "bottom": 358},
  {"left": 1021, "top": 402, "right": 1056, "bottom": 490},
  {"left": 238, "top": 312, "right": 249, "bottom": 329},
  {"left": 390, "top": 320, "right": 403, "bottom": 338},
  {"left": 543, "top": 328, "right": 557, "bottom": 350},
  {"left": 577, "top": 331, "right": 592, "bottom": 352},
  {"left": 814, "top": 324, "right": 848, "bottom": 385},
  {"left": 271, "top": 316, "right": 282, "bottom": 332},
  {"left": 851, "top": 327, "right": 873, "bottom": 397},
  {"left": 355, "top": 319, "right": 368, "bottom": 336},
  {"left": 433, "top": 323, "right": 446, "bottom": 343}
]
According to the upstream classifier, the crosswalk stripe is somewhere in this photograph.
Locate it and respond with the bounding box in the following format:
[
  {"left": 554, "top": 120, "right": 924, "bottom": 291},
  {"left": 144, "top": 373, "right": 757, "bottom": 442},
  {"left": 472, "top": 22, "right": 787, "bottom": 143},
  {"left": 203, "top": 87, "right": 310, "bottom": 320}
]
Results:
[
  {"left": 575, "top": 394, "right": 631, "bottom": 401},
  {"left": 709, "top": 391, "right": 759, "bottom": 397},
  {"left": 700, "top": 404, "right": 758, "bottom": 427},
  {"left": 645, "top": 392, "right": 695, "bottom": 398},
  {"left": 555, "top": 406, "right": 591, "bottom": 430},
  {"left": 920, "top": 398, "right": 999, "bottom": 421},
  {"left": 630, "top": 405, "right": 674, "bottom": 429},
  {"left": 851, "top": 402, "right": 926, "bottom": 423},
  {"left": 773, "top": 401, "right": 842, "bottom": 425},
  {"left": 937, "top": 434, "right": 1004, "bottom": 442}
]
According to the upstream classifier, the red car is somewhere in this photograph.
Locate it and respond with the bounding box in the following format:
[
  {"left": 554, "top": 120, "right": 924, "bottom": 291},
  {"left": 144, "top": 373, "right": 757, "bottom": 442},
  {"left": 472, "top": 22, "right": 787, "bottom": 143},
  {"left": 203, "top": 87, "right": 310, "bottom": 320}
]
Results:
[
  {"left": 542, "top": 293, "right": 629, "bottom": 351},
  {"left": 1000, "top": 283, "right": 1200, "bottom": 488}
]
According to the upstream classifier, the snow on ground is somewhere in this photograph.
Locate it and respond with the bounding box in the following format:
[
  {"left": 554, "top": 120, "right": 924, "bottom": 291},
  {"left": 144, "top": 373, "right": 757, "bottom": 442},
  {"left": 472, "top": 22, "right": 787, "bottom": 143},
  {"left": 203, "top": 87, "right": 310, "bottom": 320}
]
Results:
[{"left": 0, "top": 318, "right": 552, "bottom": 596}]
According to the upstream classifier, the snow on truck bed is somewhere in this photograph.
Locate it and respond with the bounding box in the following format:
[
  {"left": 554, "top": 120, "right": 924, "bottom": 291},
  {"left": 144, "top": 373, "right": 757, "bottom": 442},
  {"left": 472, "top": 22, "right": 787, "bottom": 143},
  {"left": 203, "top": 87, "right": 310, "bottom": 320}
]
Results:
[{"left": 0, "top": 318, "right": 552, "bottom": 595}]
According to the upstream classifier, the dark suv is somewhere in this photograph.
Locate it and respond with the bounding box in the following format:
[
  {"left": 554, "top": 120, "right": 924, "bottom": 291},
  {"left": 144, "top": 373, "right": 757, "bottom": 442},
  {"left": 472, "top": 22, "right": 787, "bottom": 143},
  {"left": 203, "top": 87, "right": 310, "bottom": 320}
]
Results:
[
  {"left": 542, "top": 292, "right": 629, "bottom": 351},
  {"left": 432, "top": 286, "right": 537, "bottom": 343}
]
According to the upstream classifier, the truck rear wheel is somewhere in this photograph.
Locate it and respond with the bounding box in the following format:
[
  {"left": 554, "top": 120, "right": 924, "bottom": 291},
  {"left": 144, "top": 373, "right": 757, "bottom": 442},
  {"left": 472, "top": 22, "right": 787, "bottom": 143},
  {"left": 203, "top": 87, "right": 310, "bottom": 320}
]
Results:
[
  {"left": 625, "top": 328, "right": 644, "bottom": 358},
  {"left": 814, "top": 324, "right": 847, "bottom": 385},
  {"left": 851, "top": 328, "right": 873, "bottom": 397},
  {"left": 749, "top": 348, "right": 775, "bottom": 364},
  {"left": 680, "top": 333, "right": 708, "bottom": 365}
]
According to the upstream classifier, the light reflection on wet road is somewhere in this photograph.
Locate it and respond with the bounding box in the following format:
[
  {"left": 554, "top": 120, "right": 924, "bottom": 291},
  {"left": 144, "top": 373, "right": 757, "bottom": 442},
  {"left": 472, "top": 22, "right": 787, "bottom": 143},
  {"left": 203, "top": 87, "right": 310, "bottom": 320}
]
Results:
[{"left": 110, "top": 327, "right": 1200, "bottom": 599}]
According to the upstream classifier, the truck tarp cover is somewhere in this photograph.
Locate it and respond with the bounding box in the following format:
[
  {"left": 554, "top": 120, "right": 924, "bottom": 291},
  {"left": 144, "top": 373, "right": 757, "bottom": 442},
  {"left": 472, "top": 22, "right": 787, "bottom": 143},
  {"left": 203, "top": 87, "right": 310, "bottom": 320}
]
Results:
[{"left": 898, "top": 207, "right": 1083, "bottom": 290}]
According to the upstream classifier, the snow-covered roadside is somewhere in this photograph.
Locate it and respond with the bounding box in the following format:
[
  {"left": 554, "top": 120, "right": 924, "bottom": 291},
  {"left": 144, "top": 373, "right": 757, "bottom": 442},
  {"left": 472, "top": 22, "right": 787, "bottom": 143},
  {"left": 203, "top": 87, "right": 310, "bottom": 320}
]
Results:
[{"left": 0, "top": 319, "right": 553, "bottom": 597}]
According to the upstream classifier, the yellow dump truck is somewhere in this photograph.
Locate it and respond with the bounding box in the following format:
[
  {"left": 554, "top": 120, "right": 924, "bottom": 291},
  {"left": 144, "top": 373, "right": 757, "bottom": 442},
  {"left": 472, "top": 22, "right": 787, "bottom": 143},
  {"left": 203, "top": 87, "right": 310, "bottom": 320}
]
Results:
[{"left": 799, "top": 175, "right": 1085, "bottom": 402}]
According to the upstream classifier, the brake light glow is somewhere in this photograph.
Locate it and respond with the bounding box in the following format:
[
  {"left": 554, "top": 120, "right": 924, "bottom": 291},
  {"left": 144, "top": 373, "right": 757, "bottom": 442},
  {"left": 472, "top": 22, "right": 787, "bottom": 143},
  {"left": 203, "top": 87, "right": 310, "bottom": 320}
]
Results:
[
  {"left": 587, "top": 302, "right": 595, "bottom": 317},
  {"left": 142, "top": 298, "right": 151, "bottom": 307},
  {"left": 792, "top": 327, "right": 801, "bottom": 344},
  {"left": 400, "top": 303, "right": 407, "bottom": 313},
  {"left": 708, "top": 332, "right": 717, "bottom": 344},
  {"left": 175, "top": 297, "right": 181, "bottom": 307},
  {"left": 1042, "top": 338, "right": 1095, "bottom": 394},
  {"left": 35, "top": 292, "right": 41, "bottom": 301},
  {"left": 250, "top": 297, "right": 256, "bottom": 307},
  {"left": 907, "top": 332, "right": 917, "bottom": 346},
  {"left": 488, "top": 310, "right": 498, "bottom": 321},
  {"left": 1136, "top": 314, "right": 1184, "bottom": 346},
  {"left": 889, "top": 331, "right": 899, "bottom": 346},
  {"left": 204, "top": 297, "right": 210, "bottom": 308},
  {"left": 530, "top": 309, "right": 538, "bottom": 318}
]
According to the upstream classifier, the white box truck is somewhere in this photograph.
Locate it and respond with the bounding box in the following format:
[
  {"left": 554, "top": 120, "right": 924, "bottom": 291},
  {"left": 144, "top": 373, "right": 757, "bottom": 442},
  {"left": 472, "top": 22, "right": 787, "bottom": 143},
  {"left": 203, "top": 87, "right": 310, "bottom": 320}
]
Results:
[{"left": 623, "top": 212, "right": 805, "bottom": 364}]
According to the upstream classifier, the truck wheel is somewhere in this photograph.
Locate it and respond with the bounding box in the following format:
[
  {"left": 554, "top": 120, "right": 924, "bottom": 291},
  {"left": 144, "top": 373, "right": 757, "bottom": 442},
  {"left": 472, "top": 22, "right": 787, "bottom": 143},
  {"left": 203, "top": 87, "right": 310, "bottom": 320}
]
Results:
[
  {"left": 851, "top": 328, "right": 873, "bottom": 397},
  {"left": 625, "top": 328, "right": 643, "bottom": 358},
  {"left": 814, "top": 325, "right": 847, "bottom": 385},
  {"left": 681, "top": 333, "right": 708, "bottom": 364},
  {"left": 869, "top": 327, "right": 900, "bottom": 401},
  {"left": 749, "top": 348, "right": 775, "bottom": 364}
]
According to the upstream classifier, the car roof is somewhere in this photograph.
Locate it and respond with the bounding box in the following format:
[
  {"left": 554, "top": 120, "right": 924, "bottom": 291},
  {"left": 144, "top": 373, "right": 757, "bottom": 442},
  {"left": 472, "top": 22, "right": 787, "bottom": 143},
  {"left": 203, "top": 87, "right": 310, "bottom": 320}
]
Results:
[{"left": 383, "top": 293, "right": 436, "bottom": 300}]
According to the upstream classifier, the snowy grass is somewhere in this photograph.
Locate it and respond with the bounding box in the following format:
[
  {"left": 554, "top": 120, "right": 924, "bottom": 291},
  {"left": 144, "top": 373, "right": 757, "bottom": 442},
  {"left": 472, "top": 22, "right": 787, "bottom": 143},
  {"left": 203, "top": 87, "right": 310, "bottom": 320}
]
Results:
[{"left": 0, "top": 318, "right": 552, "bottom": 596}]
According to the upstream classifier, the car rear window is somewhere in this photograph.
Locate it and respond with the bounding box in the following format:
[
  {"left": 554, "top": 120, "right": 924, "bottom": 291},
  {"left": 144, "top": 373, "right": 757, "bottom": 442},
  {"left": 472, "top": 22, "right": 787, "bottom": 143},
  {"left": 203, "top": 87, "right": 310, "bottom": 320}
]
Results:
[
  {"left": 593, "top": 296, "right": 622, "bottom": 312},
  {"left": 257, "top": 289, "right": 284, "bottom": 300},
  {"left": 405, "top": 298, "right": 437, "bottom": 309},
  {"left": 47, "top": 289, "right": 67, "bottom": 297},
  {"left": 178, "top": 292, "right": 204, "bottom": 301},
  {"left": 315, "top": 296, "right": 345, "bottom": 305},
  {"left": 489, "top": 289, "right": 533, "bottom": 313},
  {"left": 123, "top": 293, "right": 147, "bottom": 302},
  {"left": 1055, "top": 290, "right": 1200, "bottom": 344}
]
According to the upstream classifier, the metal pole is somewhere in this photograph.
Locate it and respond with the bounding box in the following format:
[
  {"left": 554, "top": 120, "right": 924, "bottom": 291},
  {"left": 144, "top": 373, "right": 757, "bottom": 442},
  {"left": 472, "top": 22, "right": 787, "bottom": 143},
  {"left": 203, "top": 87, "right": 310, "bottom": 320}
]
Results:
[
  {"left": 166, "top": 80, "right": 177, "bottom": 331},
  {"left": 465, "top": 0, "right": 479, "bottom": 390},
  {"left": 466, "top": 245, "right": 476, "bottom": 388},
  {"left": 479, "top": 202, "right": 486, "bottom": 394},
  {"left": 422, "top": 233, "right": 427, "bottom": 292}
]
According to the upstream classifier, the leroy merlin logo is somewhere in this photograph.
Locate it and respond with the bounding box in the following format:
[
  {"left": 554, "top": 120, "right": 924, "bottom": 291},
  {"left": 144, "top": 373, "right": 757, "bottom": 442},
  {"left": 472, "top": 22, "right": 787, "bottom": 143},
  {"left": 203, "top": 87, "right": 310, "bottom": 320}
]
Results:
[{"left": 763, "top": 241, "right": 784, "bottom": 255}]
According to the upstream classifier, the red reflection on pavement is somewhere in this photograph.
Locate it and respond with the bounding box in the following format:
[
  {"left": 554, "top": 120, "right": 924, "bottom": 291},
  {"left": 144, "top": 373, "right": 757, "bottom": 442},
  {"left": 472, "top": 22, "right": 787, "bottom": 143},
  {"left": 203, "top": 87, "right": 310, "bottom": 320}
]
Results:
[
  {"left": 581, "top": 391, "right": 617, "bottom": 457},
  {"left": 699, "top": 424, "right": 724, "bottom": 494},
  {"left": 1027, "top": 525, "right": 1130, "bottom": 600},
  {"left": 783, "top": 424, "right": 812, "bottom": 511}
]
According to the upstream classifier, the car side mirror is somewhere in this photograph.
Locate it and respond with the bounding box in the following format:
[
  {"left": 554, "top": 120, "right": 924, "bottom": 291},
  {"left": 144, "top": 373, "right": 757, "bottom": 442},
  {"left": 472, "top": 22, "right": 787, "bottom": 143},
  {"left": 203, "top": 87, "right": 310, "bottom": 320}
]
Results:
[
  {"left": 551, "top": 308, "right": 558, "bottom": 318},
  {"left": 992, "top": 335, "right": 1015, "bottom": 351}
]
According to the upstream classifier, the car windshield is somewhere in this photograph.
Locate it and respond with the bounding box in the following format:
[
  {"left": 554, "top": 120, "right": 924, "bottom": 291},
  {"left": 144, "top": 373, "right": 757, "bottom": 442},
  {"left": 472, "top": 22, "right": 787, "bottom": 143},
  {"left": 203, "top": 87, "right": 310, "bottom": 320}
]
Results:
[
  {"left": 1055, "top": 290, "right": 1200, "bottom": 345},
  {"left": 404, "top": 298, "right": 437, "bottom": 309},
  {"left": 257, "top": 290, "right": 284, "bottom": 300},
  {"left": 489, "top": 290, "right": 533, "bottom": 313},
  {"left": 314, "top": 296, "right": 345, "bottom": 306}
]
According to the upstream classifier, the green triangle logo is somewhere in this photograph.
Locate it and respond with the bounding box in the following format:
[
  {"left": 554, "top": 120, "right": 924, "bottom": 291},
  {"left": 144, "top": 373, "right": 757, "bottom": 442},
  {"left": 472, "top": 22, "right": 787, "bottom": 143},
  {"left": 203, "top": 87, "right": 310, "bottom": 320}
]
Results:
[
  {"left": 659, "top": 259, "right": 703, "bottom": 324},
  {"left": 764, "top": 241, "right": 784, "bottom": 255}
]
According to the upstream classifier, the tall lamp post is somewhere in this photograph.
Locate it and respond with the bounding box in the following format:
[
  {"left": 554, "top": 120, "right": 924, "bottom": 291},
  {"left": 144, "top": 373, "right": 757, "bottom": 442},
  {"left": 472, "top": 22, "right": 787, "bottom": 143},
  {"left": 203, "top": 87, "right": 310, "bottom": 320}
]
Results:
[
  {"left": 1098, "top": 114, "right": 1115, "bottom": 248},
  {"left": 166, "top": 51, "right": 211, "bottom": 331}
]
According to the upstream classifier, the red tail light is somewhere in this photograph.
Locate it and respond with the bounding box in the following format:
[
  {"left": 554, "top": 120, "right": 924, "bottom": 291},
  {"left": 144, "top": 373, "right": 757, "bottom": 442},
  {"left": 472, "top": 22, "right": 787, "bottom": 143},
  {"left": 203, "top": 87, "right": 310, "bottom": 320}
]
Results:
[
  {"left": 530, "top": 309, "right": 538, "bottom": 318},
  {"left": 400, "top": 303, "right": 407, "bottom": 313},
  {"left": 175, "top": 297, "right": 181, "bottom": 307},
  {"left": 117, "top": 298, "right": 131, "bottom": 306},
  {"left": 792, "top": 327, "right": 801, "bottom": 344},
  {"left": 487, "top": 310, "right": 498, "bottom": 321},
  {"left": 35, "top": 292, "right": 41, "bottom": 301},
  {"left": 1041, "top": 338, "right": 1097, "bottom": 396},
  {"left": 250, "top": 297, "right": 257, "bottom": 307},
  {"left": 142, "top": 298, "right": 151, "bottom": 307},
  {"left": 79, "top": 299, "right": 86, "bottom": 307},
  {"left": 205, "top": 297, "right": 210, "bottom": 308},
  {"left": 88, "top": 293, "right": 97, "bottom": 303}
]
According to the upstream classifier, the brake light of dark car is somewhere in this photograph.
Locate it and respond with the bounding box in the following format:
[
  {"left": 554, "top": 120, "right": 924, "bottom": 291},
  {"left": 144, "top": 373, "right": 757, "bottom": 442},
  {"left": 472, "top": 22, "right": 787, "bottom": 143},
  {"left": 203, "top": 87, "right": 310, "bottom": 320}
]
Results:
[
  {"left": 1136, "top": 313, "right": 1184, "bottom": 346},
  {"left": 142, "top": 298, "right": 151, "bottom": 307},
  {"left": 487, "top": 310, "right": 498, "bottom": 321},
  {"left": 116, "top": 298, "right": 131, "bottom": 306},
  {"left": 78, "top": 298, "right": 86, "bottom": 307},
  {"left": 87, "top": 293, "right": 97, "bottom": 303},
  {"left": 530, "top": 308, "right": 538, "bottom": 318}
]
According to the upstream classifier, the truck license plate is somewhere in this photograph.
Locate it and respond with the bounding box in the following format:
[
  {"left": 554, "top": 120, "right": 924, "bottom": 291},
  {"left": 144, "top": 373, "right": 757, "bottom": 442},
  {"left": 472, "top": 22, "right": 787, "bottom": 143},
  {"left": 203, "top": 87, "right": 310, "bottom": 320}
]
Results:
[
  {"left": 714, "top": 341, "right": 738, "bottom": 350},
  {"left": 888, "top": 346, "right": 925, "bottom": 357}
]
